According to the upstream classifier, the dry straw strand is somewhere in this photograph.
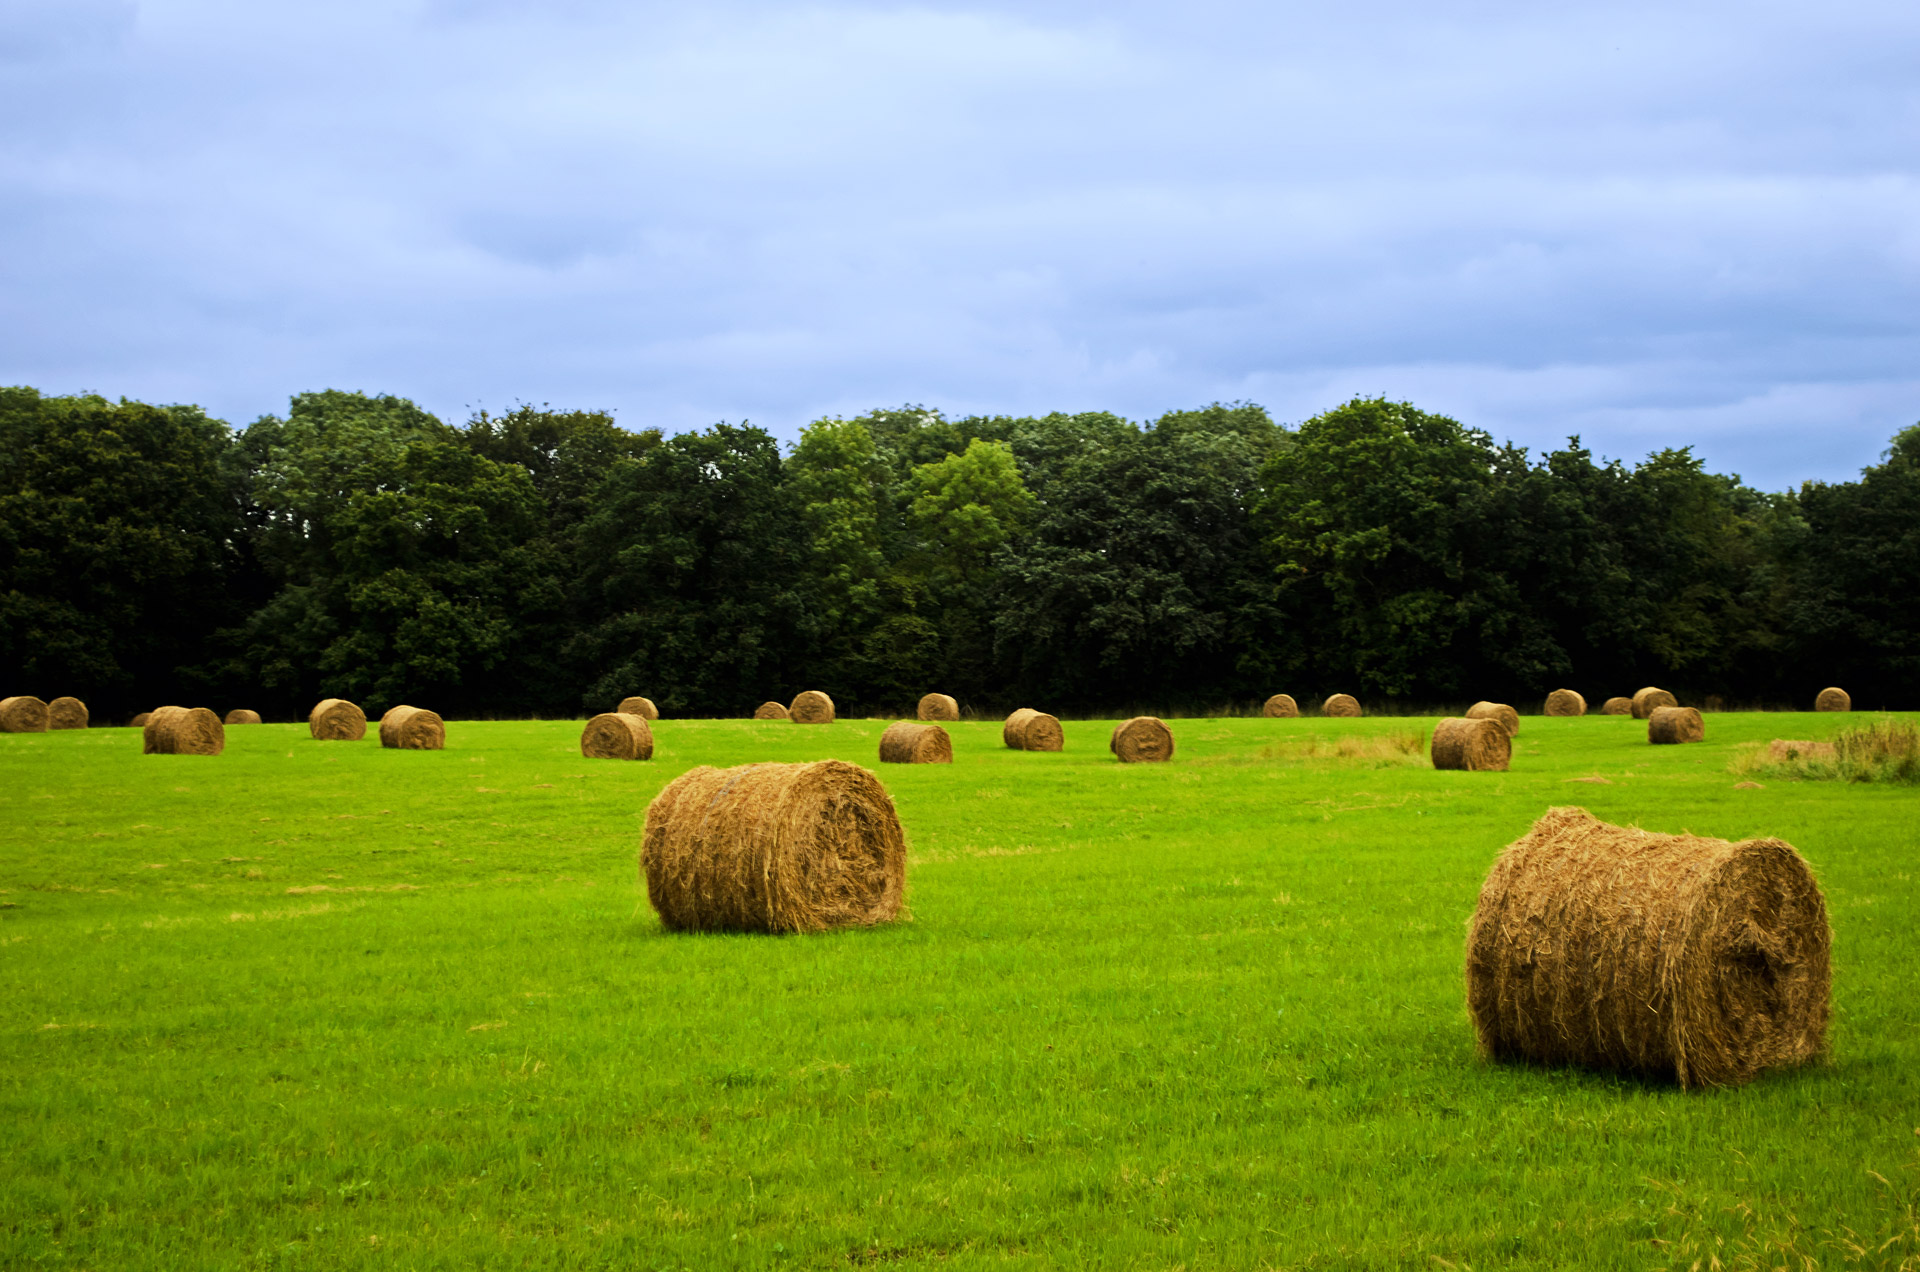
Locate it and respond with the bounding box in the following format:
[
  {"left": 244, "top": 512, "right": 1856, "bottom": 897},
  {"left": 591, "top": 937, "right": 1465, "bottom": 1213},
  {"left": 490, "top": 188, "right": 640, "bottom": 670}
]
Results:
[
  {"left": 1631, "top": 686, "right": 1677, "bottom": 719},
  {"left": 1648, "top": 705, "right": 1705, "bottom": 745},
  {"left": 142, "top": 706, "right": 225, "bottom": 756},
  {"left": 1323, "top": 693, "right": 1362, "bottom": 718},
  {"left": 1002, "top": 708, "right": 1064, "bottom": 752},
  {"left": 641, "top": 759, "right": 907, "bottom": 934},
  {"left": 47, "top": 697, "right": 88, "bottom": 730},
  {"left": 618, "top": 696, "right": 659, "bottom": 720},
  {"left": 309, "top": 699, "right": 367, "bottom": 741},
  {"left": 1466, "top": 701, "right": 1521, "bottom": 737},
  {"left": 879, "top": 721, "right": 952, "bottom": 764},
  {"left": 1543, "top": 689, "right": 1586, "bottom": 717},
  {"left": 1262, "top": 694, "right": 1299, "bottom": 718},
  {"left": 1814, "top": 687, "right": 1850, "bottom": 712},
  {"left": 0, "top": 696, "right": 49, "bottom": 733},
  {"left": 581, "top": 711, "right": 654, "bottom": 760},
  {"left": 753, "top": 701, "right": 791, "bottom": 720},
  {"left": 1430, "top": 717, "right": 1511, "bottom": 771},
  {"left": 916, "top": 693, "right": 959, "bottom": 722},
  {"left": 379, "top": 705, "right": 446, "bottom": 750},
  {"left": 1110, "top": 716, "right": 1175, "bottom": 763},
  {"left": 224, "top": 709, "right": 262, "bottom": 725},
  {"left": 1465, "top": 806, "right": 1831, "bottom": 1088},
  {"left": 790, "top": 690, "right": 835, "bottom": 724},
  {"left": 1600, "top": 697, "right": 1633, "bottom": 716}
]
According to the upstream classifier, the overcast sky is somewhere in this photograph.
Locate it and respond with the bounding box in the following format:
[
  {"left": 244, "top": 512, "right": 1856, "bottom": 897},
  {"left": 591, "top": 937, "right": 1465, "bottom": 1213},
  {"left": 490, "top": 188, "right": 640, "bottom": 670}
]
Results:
[{"left": 3, "top": 0, "right": 1917, "bottom": 488}]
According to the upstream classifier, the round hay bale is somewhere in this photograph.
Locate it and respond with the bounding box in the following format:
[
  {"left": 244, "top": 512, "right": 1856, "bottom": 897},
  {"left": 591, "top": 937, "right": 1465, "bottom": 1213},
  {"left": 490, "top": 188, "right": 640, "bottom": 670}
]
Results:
[
  {"left": 1630, "top": 686, "right": 1676, "bottom": 719},
  {"left": 1002, "top": 708, "right": 1063, "bottom": 752},
  {"left": 581, "top": 711, "right": 654, "bottom": 760},
  {"left": 0, "top": 696, "right": 49, "bottom": 732},
  {"left": 879, "top": 721, "right": 951, "bottom": 764},
  {"left": 916, "top": 693, "right": 959, "bottom": 722},
  {"left": 1814, "top": 687, "right": 1850, "bottom": 713},
  {"left": 1543, "top": 689, "right": 1586, "bottom": 717},
  {"left": 789, "top": 690, "right": 835, "bottom": 724},
  {"left": 753, "top": 701, "right": 791, "bottom": 720},
  {"left": 1323, "top": 693, "right": 1361, "bottom": 717},
  {"left": 1465, "top": 806, "right": 1831, "bottom": 1088},
  {"left": 642, "top": 759, "right": 906, "bottom": 934},
  {"left": 379, "top": 705, "right": 445, "bottom": 750},
  {"left": 1648, "top": 705, "right": 1705, "bottom": 744},
  {"left": 1109, "top": 716, "right": 1174, "bottom": 763},
  {"left": 618, "top": 696, "right": 659, "bottom": 720},
  {"left": 1466, "top": 701, "right": 1520, "bottom": 737},
  {"left": 142, "top": 705, "right": 225, "bottom": 756},
  {"left": 1431, "top": 717, "right": 1510, "bottom": 771},
  {"left": 1262, "top": 694, "right": 1299, "bottom": 718},
  {"left": 47, "top": 697, "right": 88, "bottom": 730},
  {"left": 309, "top": 698, "right": 367, "bottom": 741},
  {"left": 129, "top": 712, "right": 153, "bottom": 728},
  {"left": 1599, "top": 696, "right": 1633, "bottom": 715},
  {"left": 223, "top": 709, "right": 262, "bottom": 725}
]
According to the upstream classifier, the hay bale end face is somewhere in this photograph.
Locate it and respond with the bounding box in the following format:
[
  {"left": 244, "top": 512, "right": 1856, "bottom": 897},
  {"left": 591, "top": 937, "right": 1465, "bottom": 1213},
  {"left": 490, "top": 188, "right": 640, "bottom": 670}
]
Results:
[
  {"left": 142, "top": 706, "right": 225, "bottom": 756},
  {"left": 309, "top": 699, "right": 367, "bottom": 741},
  {"left": 1815, "top": 687, "right": 1851, "bottom": 713},
  {"left": 618, "top": 696, "right": 659, "bottom": 720},
  {"left": 379, "top": 705, "right": 446, "bottom": 750},
  {"left": 879, "top": 721, "right": 952, "bottom": 764},
  {"left": 1466, "top": 701, "right": 1520, "bottom": 737},
  {"left": 223, "top": 709, "right": 262, "bottom": 725},
  {"left": 1648, "top": 705, "right": 1705, "bottom": 745},
  {"left": 1262, "top": 694, "right": 1299, "bottom": 718},
  {"left": 916, "top": 693, "right": 959, "bottom": 722},
  {"left": 1465, "top": 806, "right": 1831, "bottom": 1088},
  {"left": 1110, "top": 716, "right": 1175, "bottom": 763},
  {"left": 1323, "top": 693, "right": 1361, "bottom": 718},
  {"left": 642, "top": 759, "right": 906, "bottom": 934},
  {"left": 1431, "top": 717, "right": 1511, "bottom": 771},
  {"left": 1630, "top": 686, "right": 1677, "bottom": 719},
  {"left": 47, "top": 697, "right": 88, "bottom": 730},
  {"left": 789, "top": 690, "right": 835, "bottom": 724},
  {"left": 1003, "top": 708, "right": 1064, "bottom": 752},
  {"left": 1543, "top": 689, "right": 1586, "bottom": 717},
  {"left": 129, "top": 712, "right": 153, "bottom": 728},
  {"left": 581, "top": 711, "right": 654, "bottom": 760},
  {"left": 753, "top": 701, "right": 791, "bottom": 720},
  {"left": 1600, "top": 696, "right": 1633, "bottom": 716},
  {"left": 0, "top": 696, "right": 50, "bottom": 733}
]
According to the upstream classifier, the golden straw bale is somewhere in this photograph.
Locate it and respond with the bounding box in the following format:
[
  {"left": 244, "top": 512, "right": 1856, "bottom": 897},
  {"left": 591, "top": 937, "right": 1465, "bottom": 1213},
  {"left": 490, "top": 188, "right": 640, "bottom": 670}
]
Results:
[
  {"left": 1631, "top": 686, "right": 1677, "bottom": 719},
  {"left": 1769, "top": 738, "right": 1836, "bottom": 763},
  {"left": 379, "top": 705, "right": 445, "bottom": 750},
  {"left": 1323, "top": 693, "right": 1361, "bottom": 717},
  {"left": 879, "top": 721, "right": 951, "bottom": 764},
  {"left": 789, "top": 690, "right": 835, "bottom": 724},
  {"left": 223, "top": 709, "right": 262, "bottom": 725},
  {"left": 1466, "top": 701, "right": 1520, "bottom": 737},
  {"left": 47, "top": 697, "right": 88, "bottom": 730},
  {"left": 1002, "top": 708, "right": 1064, "bottom": 751},
  {"left": 1431, "top": 717, "right": 1510, "bottom": 771},
  {"left": 1262, "top": 694, "right": 1299, "bottom": 718},
  {"left": 581, "top": 711, "right": 654, "bottom": 760},
  {"left": 642, "top": 760, "right": 906, "bottom": 934},
  {"left": 1109, "top": 716, "right": 1174, "bottom": 763},
  {"left": 1648, "top": 705, "right": 1705, "bottom": 745},
  {"left": 129, "top": 712, "right": 152, "bottom": 728},
  {"left": 1814, "top": 687, "right": 1850, "bottom": 712},
  {"left": 142, "top": 706, "right": 225, "bottom": 756},
  {"left": 1599, "top": 696, "right": 1633, "bottom": 716},
  {"left": 753, "top": 701, "right": 791, "bottom": 720},
  {"left": 618, "top": 696, "right": 659, "bottom": 720},
  {"left": 1543, "top": 689, "right": 1586, "bottom": 717},
  {"left": 1465, "top": 806, "right": 1831, "bottom": 1088},
  {"left": 0, "top": 696, "right": 49, "bottom": 732},
  {"left": 308, "top": 698, "right": 367, "bottom": 741},
  {"left": 916, "top": 693, "right": 959, "bottom": 721}
]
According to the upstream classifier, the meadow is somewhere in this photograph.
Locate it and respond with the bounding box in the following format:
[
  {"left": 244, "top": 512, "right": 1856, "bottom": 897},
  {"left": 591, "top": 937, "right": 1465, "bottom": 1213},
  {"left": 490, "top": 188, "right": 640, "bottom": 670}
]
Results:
[{"left": 1, "top": 712, "right": 1915, "bottom": 1270}]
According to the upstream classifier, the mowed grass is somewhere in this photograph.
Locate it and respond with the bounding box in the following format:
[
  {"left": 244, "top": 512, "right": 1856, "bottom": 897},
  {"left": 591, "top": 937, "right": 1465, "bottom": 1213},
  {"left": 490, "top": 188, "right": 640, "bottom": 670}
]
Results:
[{"left": 2, "top": 713, "right": 1916, "bottom": 1270}]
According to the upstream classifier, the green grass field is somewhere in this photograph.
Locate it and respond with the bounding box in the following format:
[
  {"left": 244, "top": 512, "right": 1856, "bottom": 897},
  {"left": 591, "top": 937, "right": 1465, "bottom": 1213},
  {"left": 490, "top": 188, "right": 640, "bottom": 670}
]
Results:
[{"left": 3, "top": 713, "right": 1916, "bottom": 1270}]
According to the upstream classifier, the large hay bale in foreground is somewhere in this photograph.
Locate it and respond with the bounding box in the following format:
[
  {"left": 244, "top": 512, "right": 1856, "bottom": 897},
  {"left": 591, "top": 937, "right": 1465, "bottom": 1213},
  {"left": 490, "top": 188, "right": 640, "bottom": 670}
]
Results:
[
  {"left": 642, "top": 760, "right": 906, "bottom": 934},
  {"left": 0, "top": 696, "right": 49, "bottom": 732},
  {"left": 379, "top": 705, "right": 446, "bottom": 750},
  {"left": 1543, "top": 689, "right": 1586, "bottom": 717},
  {"left": 1002, "top": 708, "right": 1064, "bottom": 751},
  {"left": 1465, "top": 806, "right": 1830, "bottom": 1088},
  {"left": 1600, "top": 696, "right": 1633, "bottom": 716},
  {"left": 1631, "top": 686, "right": 1677, "bottom": 719},
  {"left": 581, "top": 711, "right": 654, "bottom": 760},
  {"left": 789, "top": 690, "right": 835, "bottom": 724},
  {"left": 753, "top": 701, "right": 790, "bottom": 720},
  {"left": 1814, "top": 687, "right": 1850, "bottom": 713},
  {"left": 1648, "top": 705, "right": 1705, "bottom": 745},
  {"left": 1466, "top": 701, "right": 1520, "bottom": 737},
  {"left": 1431, "top": 717, "right": 1510, "bottom": 771},
  {"left": 224, "top": 709, "right": 262, "bottom": 725},
  {"left": 618, "top": 696, "right": 659, "bottom": 720},
  {"left": 48, "top": 697, "right": 88, "bottom": 730},
  {"left": 916, "top": 693, "right": 959, "bottom": 722},
  {"left": 879, "top": 721, "right": 951, "bottom": 764},
  {"left": 142, "top": 706, "right": 225, "bottom": 756},
  {"left": 129, "top": 712, "right": 152, "bottom": 728},
  {"left": 1323, "top": 693, "right": 1361, "bottom": 717},
  {"left": 1110, "top": 716, "right": 1174, "bottom": 763},
  {"left": 1262, "top": 694, "right": 1299, "bottom": 718},
  {"left": 309, "top": 698, "right": 367, "bottom": 741}
]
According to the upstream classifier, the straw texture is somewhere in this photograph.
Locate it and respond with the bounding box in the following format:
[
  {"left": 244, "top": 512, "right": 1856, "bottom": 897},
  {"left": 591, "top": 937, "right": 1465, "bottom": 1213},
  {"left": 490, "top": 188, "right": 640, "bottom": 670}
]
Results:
[
  {"left": 1431, "top": 717, "right": 1510, "bottom": 771},
  {"left": 0, "top": 696, "right": 49, "bottom": 732},
  {"left": 619, "top": 696, "right": 659, "bottom": 720},
  {"left": 1814, "top": 687, "right": 1850, "bottom": 712},
  {"left": 1631, "top": 687, "right": 1677, "bottom": 720},
  {"left": 789, "top": 690, "right": 835, "bottom": 724},
  {"left": 142, "top": 706, "right": 225, "bottom": 756},
  {"left": 1543, "top": 689, "right": 1586, "bottom": 717},
  {"left": 1323, "top": 694, "right": 1361, "bottom": 717},
  {"left": 581, "top": 711, "right": 654, "bottom": 760},
  {"left": 1600, "top": 697, "right": 1633, "bottom": 716},
  {"left": 916, "top": 693, "right": 959, "bottom": 722},
  {"left": 1002, "top": 708, "right": 1064, "bottom": 751},
  {"left": 753, "top": 701, "right": 791, "bottom": 720},
  {"left": 379, "top": 705, "right": 445, "bottom": 750},
  {"left": 879, "top": 721, "right": 951, "bottom": 764},
  {"left": 1648, "top": 705, "right": 1705, "bottom": 744},
  {"left": 309, "top": 699, "right": 367, "bottom": 741},
  {"left": 223, "top": 709, "right": 262, "bottom": 725},
  {"left": 1109, "top": 716, "right": 1174, "bottom": 763},
  {"left": 1262, "top": 694, "right": 1299, "bottom": 718},
  {"left": 1466, "top": 701, "right": 1520, "bottom": 737},
  {"left": 48, "top": 697, "right": 88, "bottom": 730}
]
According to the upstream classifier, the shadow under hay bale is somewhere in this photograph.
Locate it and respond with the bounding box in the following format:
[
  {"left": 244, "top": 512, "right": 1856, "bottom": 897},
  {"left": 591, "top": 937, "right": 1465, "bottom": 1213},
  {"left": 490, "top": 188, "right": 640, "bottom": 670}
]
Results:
[
  {"left": 1600, "top": 696, "right": 1633, "bottom": 716},
  {"left": 753, "top": 701, "right": 790, "bottom": 720},
  {"left": 1544, "top": 689, "right": 1586, "bottom": 717},
  {"left": 1262, "top": 694, "right": 1299, "bottom": 718},
  {"left": 1323, "top": 693, "right": 1361, "bottom": 717},
  {"left": 1466, "top": 701, "right": 1520, "bottom": 737},
  {"left": 1465, "top": 806, "right": 1830, "bottom": 1088},
  {"left": 129, "top": 712, "right": 153, "bottom": 728},
  {"left": 916, "top": 693, "right": 959, "bottom": 722},
  {"left": 581, "top": 711, "right": 653, "bottom": 760},
  {"left": 619, "top": 696, "right": 659, "bottom": 720},
  {"left": 1815, "top": 687, "right": 1851, "bottom": 712},
  {"left": 1110, "top": 716, "right": 1174, "bottom": 763},
  {"left": 1631, "top": 686, "right": 1677, "bottom": 719},
  {"left": 1431, "top": 717, "right": 1510, "bottom": 771},
  {"left": 143, "top": 706, "right": 225, "bottom": 756},
  {"left": 879, "top": 721, "right": 951, "bottom": 764},
  {"left": 0, "top": 696, "right": 49, "bottom": 732},
  {"left": 224, "top": 709, "right": 262, "bottom": 725},
  {"left": 1003, "top": 708, "right": 1063, "bottom": 751},
  {"left": 789, "top": 690, "right": 835, "bottom": 724},
  {"left": 1649, "top": 705, "right": 1705, "bottom": 744},
  {"left": 379, "top": 705, "right": 445, "bottom": 750},
  {"left": 642, "top": 760, "right": 906, "bottom": 934},
  {"left": 48, "top": 697, "right": 88, "bottom": 730},
  {"left": 309, "top": 699, "right": 367, "bottom": 741}
]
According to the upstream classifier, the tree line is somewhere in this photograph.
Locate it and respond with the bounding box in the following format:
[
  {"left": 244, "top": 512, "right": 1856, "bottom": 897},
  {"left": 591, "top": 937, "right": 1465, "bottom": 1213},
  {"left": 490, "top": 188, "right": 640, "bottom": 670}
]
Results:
[{"left": 1, "top": 384, "right": 1914, "bottom": 719}]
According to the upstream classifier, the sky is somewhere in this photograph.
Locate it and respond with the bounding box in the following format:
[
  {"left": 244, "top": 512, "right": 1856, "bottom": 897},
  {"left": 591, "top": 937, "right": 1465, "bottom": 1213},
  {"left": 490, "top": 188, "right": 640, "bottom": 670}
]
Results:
[{"left": 2, "top": 0, "right": 1917, "bottom": 490}]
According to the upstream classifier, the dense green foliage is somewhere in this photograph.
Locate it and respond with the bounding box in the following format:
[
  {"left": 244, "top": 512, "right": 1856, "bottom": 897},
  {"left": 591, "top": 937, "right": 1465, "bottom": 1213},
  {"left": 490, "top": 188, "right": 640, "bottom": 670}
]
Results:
[{"left": 1, "top": 385, "right": 1915, "bottom": 717}]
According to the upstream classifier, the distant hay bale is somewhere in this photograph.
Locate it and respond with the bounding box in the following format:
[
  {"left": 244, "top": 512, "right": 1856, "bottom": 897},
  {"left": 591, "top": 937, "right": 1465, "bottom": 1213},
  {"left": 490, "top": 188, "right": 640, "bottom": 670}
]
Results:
[
  {"left": 1431, "top": 717, "right": 1510, "bottom": 771},
  {"left": 753, "top": 701, "right": 790, "bottom": 720},
  {"left": 142, "top": 705, "right": 225, "bottom": 756},
  {"left": 1543, "top": 689, "right": 1586, "bottom": 717},
  {"left": 47, "top": 697, "right": 88, "bottom": 730},
  {"left": 1002, "top": 708, "right": 1063, "bottom": 752},
  {"left": 1109, "top": 716, "right": 1174, "bottom": 763},
  {"left": 642, "top": 760, "right": 906, "bottom": 934},
  {"left": 789, "top": 690, "right": 835, "bottom": 724},
  {"left": 1631, "top": 687, "right": 1677, "bottom": 719},
  {"left": 129, "top": 712, "right": 152, "bottom": 728},
  {"left": 1262, "top": 694, "right": 1299, "bottom": 718},
  {"left": 223, "top": 709, "right": 262, "bottom": 725},
  {"left": 1769, "top": 738, "right": 1836, "bottom": 762},
  {"left": 379, "top": 705, "right": 446, "bottom": 751},
  {"left": 916, "top": 693, "right": 959, "bottom": 721},
  {"left": 1814, "top": 687, "right": 1850, "bottom": 713},
  {"left": 581, "top": 711, "right": 654, "bottom": 760},
  {"left": 1600, "top": 696, "right": 1633, "bottom": 715},
  {"left": 0, "top": 696, "right": 49, "bottom": 733},
  {"left": 618, "top": 696, "right": 659, "bottom": 720},
  {"left": 1465, "top": 806, "right": 1831, "bottom": 1088},
  {"left": 1466, "top": 701, "right": 1520, "bottom": 737},
  {"left": 879, "top": 721, "right": 951, "bottom": 764},
  {"left": 1323, "top": 693, "right": 1361, "bottom": 718},
  {"left": 309, "top": 698, "right": 367, "bottom": 741},
  {"left": 1648, "top": 705, "right": 1705, "bottom": 745}
]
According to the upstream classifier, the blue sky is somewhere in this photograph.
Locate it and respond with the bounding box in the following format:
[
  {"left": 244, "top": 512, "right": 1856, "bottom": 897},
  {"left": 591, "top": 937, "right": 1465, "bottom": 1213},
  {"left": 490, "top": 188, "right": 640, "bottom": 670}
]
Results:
[{"left": 3, "top": 0, "right": 1916, "bottom": 489}]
